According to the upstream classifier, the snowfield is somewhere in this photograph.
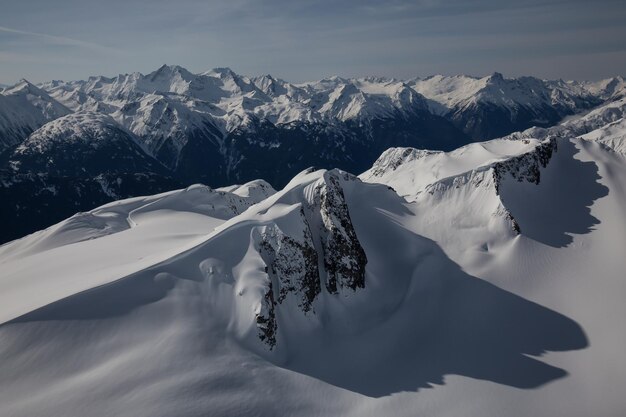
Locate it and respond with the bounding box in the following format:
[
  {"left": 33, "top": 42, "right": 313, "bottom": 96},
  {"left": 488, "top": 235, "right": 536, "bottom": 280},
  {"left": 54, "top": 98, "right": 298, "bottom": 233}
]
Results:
[{"left": 0, "top": 102, "right": 625, "bottom": 416}]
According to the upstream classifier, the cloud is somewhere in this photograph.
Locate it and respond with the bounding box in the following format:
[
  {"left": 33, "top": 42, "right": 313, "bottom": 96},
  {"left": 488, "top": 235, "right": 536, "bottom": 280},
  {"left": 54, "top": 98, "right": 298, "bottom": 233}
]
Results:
[
  {"left": 0, "top": 0, "right": 624, "bottom": 83},
  {"left": 0, "top": 25, "right": 120, "bottom": 55}
]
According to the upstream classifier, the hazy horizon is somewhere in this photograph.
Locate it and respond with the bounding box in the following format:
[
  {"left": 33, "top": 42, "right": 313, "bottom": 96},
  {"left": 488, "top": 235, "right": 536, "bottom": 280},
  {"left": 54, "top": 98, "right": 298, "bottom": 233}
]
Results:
[
  {"left": 2, "top": 64, "right": 625, "bottom": 88},
  {"left": 1, "top": 0, "right": 625, "bottom": 85}
]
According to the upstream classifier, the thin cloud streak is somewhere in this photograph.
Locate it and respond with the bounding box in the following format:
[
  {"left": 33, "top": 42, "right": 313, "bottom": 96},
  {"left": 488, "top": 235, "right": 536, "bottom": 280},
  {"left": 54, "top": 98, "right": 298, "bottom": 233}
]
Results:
[
  {"left": 0, "top": 25, "right": 121, "bottom": 55},
  {"left": 0, "top": 0, "right": 624, "bottom": 84}
]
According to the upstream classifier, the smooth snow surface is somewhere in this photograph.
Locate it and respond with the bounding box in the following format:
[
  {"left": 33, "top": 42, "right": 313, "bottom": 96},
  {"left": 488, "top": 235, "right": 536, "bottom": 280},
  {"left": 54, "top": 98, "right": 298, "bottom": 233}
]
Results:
[{"left": 0, "top": 116, "right": 625, "bottom": 416}]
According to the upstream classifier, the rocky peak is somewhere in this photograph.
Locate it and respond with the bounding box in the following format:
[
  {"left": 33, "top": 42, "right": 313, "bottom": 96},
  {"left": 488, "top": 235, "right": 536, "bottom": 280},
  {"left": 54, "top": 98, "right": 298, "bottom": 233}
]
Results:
[
  {"left": 3, "top": 79, "right": 37, "bottom": 95},
  {"left": 310, "top": 170, "right": 367, "bottom": 293},
  {"left": 254, "top": 169, "right": 368, "bottom": 348},
  {"left": 492, "top": 137, "right": 558, "bottom": 194},
  {"left": 487, "top": 72, "right": 505, "bottom": 83},
  {"left": 147, "top": 64, "right": 194, "bottom": 82}
]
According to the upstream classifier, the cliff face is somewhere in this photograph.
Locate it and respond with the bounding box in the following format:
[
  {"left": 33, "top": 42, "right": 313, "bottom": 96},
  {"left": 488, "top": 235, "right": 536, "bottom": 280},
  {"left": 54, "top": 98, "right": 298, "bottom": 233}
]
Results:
[
  {"left": 254, "top": 170, "right": 368, "bottom": 348},
  {"left": 493, "top": 137, "right": 558, "bottom": 193}
]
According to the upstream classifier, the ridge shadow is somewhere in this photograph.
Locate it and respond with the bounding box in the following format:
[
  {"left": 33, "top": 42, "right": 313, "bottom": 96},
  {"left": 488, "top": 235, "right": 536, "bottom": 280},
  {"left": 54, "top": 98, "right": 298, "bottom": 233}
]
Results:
[
  {"left": 500, "top": 138, "right": 609, "bottom": 248},
  {"left": 268, "top": 180, "right": 589, "bottom": 397},
  {"left": 1, "top": 178, "right": 590, "bottom": 400}
]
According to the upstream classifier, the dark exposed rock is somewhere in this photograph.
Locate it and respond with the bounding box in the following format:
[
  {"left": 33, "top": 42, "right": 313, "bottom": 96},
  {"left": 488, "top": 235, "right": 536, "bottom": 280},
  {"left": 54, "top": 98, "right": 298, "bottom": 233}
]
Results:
[
  {"left": 493, "top": 137, "right": 558, "bottom": 194},
  {"left": 491, "top": 137, "right": 558, "bottom": 235},
  {"left": 254, "top": 171, "right": 369, "bottom": 348},
  {"left": 315, "top": 173, "right": 368, "bottom": 293},
  {"left": 258, "top": 211, "right": 321, "bottom": 313},
  {"left": 255, "top": 282, "right": 278, "bottom": 349},
  {"left": 213, "top": 112, "right": 468, "bottom": 189},
  {"left": 505, "top": 210, "right": 522, "bottom": 234}
]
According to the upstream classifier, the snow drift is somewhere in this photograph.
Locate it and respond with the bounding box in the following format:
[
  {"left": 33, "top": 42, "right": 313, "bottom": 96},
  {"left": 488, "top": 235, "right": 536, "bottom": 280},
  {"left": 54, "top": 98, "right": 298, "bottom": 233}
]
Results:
[{"left": 0, "top": 110, "right": 625, "bottom": 416}]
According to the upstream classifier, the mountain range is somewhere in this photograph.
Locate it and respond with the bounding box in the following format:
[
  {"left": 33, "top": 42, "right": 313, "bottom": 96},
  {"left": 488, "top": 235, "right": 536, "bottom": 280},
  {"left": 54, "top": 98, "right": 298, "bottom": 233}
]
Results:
[
  {"left": 0, "top": 92, "right": 624, "bottom": 415},
  {"left": 0, "top": 66, "right": 624, "bottom": 243}
]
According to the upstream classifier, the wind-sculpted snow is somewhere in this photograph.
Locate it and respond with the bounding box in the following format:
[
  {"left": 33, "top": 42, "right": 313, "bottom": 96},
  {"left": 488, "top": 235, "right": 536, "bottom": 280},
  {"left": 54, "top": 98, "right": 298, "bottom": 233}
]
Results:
[
  {"left": 0, "top": 179, "right": 276, "bottom": 321},
  {"left": 216, "top": 179, "right": 276, "bottom": 201},
  {"left": 361, "top": 137, "right": 542, "bottom": 199},
  {"left": 0, "top": 69, "right": 624, "bottom": 416},
  {"left": 1, "top": 124, "right": 625, "bottom": 416},
  {"left": 0, "top": 112, "right": 184, "bottom": 242},
  {"left": 361, "top": 133, "right": 612, "bottom": 252}
]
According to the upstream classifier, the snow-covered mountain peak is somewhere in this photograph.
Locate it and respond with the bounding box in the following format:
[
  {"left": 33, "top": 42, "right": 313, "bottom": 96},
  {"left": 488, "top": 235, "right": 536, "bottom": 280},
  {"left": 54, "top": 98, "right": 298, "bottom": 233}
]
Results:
[
  {"left": 216, "top": 178, "right": 277, "bottom": 200},
  {"left": 2, "top": 79, "right": 68, "bottom": 111},
  {"left": 11, "top": 111, "right": 166, "bottom": 173},
  {"left": 487, "top": 71, "right": 505, "bottom": 82},
  {"left": 502, "top": 96, "right": 626, "bottom": 147},
  {"left": 148, "top": 64, "right": 194, "bottom": 79},
  {"left": 2, "top": 65, "right": 620, "bottom": 207},
  {"left": 3, "top": 79, "right": 47, "bottom": 96},
  {"left": 19, "top": 111, "right": 129, "bottom": 152},
  {"left": 412, "top": 72, "right": 598, "bottom": 111},
  {"left": 32, "top": 65, "right": 617, "bottom": 172},
  {"left": 251, "top": 74, "right": 291, "bottom": 98},
  {"left": 300, "top": 77, "right": 429, "bottom": 121},
  {"left": 201, "top": 66, "right": 237, "bottom": 78},
  {"left": 0, "top": 79, "right": 72, "bottom": 151},
  {"left": 579, "top": 117, "right": 626, "bottom": 155},
  {"left": 362, "top": 137, "right": 543, "bottom": 199},
  {"left": 582, "top": 76, "right": 626, "bottom": 100},
  {"left": 365, "top": 147, "right": 442, "bottom": 177}
]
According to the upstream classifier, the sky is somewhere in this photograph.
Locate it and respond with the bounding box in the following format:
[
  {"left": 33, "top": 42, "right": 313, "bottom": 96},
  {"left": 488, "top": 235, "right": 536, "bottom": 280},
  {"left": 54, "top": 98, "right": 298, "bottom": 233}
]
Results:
[{"left": 0, "top": 0, "right": 625, "bottom": 85}]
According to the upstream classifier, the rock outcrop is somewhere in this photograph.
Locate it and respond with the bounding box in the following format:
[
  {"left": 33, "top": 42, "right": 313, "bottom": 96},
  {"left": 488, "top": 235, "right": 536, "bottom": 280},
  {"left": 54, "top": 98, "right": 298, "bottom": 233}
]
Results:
[{"left": 254, "top": 170, "right": 368, "bottom": 348}]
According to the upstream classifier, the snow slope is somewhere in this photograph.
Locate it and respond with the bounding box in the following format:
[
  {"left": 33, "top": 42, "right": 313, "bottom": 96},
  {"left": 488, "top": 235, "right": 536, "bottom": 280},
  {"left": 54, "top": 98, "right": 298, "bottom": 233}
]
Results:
[
  {"left": 361, "top": 137, "right": 542, "bottom": 198},
  {"left": 0, "top": 115, "right": 624, "bottom": 416},
  {"left": 580, "top": 118, "right": 626, "bottom": 155},
  {"left": 0, "top": 180, "right": 275, "bottom": 324}
]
